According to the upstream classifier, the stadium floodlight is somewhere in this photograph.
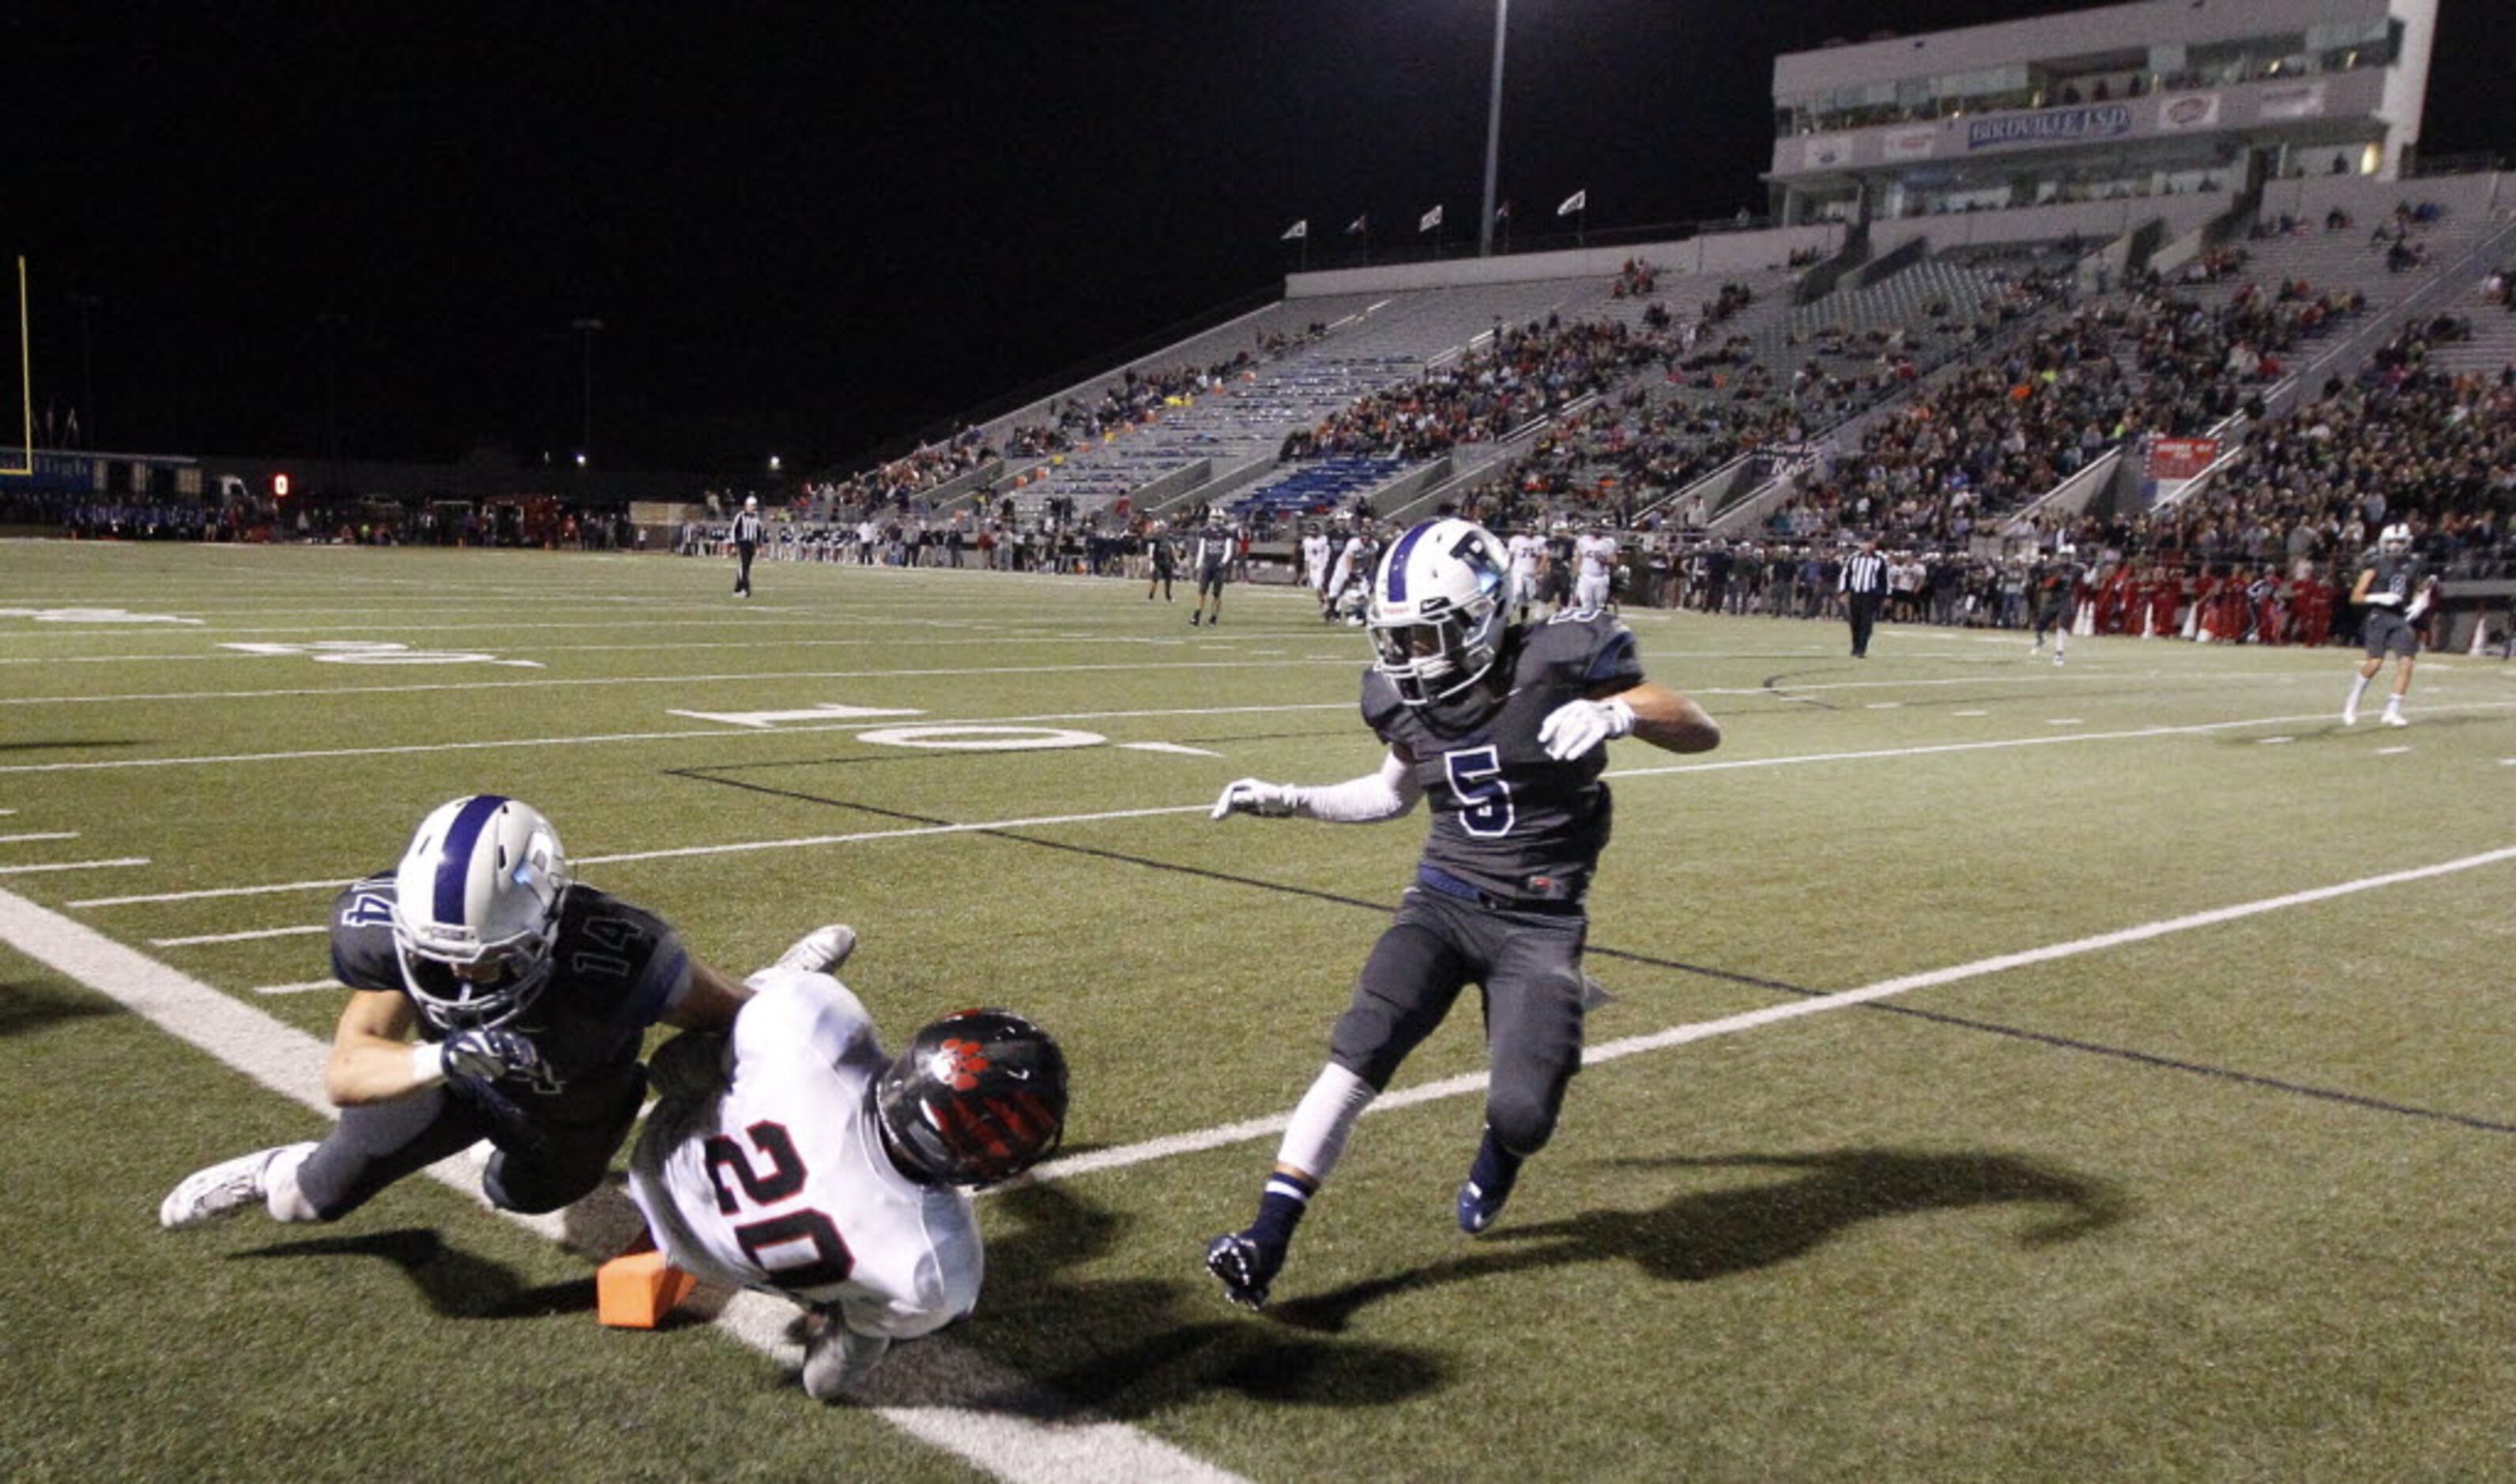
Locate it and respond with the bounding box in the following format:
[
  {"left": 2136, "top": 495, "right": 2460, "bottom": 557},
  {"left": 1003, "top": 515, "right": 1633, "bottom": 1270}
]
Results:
[
  {"left": 4, "top": 257, "right": 28, "bottom": 476},
  {"left": 571, "top": 317, "right": 604, "bottom": 462},
  {"left": 1478, "top": 0, "right": 1508, "bottom": 258}
]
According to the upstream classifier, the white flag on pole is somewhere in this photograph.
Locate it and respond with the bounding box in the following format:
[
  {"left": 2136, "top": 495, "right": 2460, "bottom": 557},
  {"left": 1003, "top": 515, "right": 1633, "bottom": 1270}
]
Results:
[
  {"left": 1557, "top": 188, "right": 1588, "bottom": 217},
  {"left": 1280, "top": 219, "right": 1308, "bottom": 241},
  {"left": 1418, "top": 203, "right": 1444, "bottom": 233}
]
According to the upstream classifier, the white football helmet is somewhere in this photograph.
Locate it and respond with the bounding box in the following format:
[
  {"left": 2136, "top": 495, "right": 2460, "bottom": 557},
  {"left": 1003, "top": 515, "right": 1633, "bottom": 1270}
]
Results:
[
  {"left": 1366, "top": 518, "right": 1516, "bottom": 705},
  {"left": 2379, "top": 523, "right": 2411, "bottom": 555},
  {"left": 389, "top": 795, "right": 570, "bottom": 1030}
]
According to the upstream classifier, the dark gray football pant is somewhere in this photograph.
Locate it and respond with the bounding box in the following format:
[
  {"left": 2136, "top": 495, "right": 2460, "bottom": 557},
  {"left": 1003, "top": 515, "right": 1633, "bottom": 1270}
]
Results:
[
  {"left": 1328, "top": 887, "right": 1588, "bottom": 1158},
  {"left": 294, "top": 1064, "right": 645, "bottom": 1219}
]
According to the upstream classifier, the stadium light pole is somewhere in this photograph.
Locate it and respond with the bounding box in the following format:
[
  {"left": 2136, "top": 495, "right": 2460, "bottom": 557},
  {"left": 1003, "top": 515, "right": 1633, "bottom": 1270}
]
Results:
[
  {"left": 571, "top": 316, "right": 604, "bottom": 464},
  {"left": 1477, "top": 0, "right": 1508, "bottom": 258}
]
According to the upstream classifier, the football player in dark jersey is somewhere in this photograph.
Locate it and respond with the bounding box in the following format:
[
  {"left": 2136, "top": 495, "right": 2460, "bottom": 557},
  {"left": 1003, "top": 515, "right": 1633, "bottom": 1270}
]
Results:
[
  {"left": 160, "top": 795, "right": 758, "bottom": 1232},
  {"left": 1202, "top": 517, "right": 1720, "bottom": 1309},
  {"left": 2029, "top": 542, "right": 2081, "bottom": 665},
  {"left": 2343, "top": 523, "right": 2437, "bottom": 727}
]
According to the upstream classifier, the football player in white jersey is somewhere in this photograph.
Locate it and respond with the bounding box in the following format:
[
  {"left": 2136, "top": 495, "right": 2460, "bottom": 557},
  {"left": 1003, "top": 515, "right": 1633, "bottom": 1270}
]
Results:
[
  {"left": 1572, "top": 526, "right": 1619, "bottom": 613},
  {"left": 1506, "top": 527, "right": 1546, "bottom": 621},
  {"left": 627, "top": 928, "right": 1067, "bottom": 1400},
  {"left": 1301, "top": 525, "right": 1334, "bottom": 608},
  {"left": 1325, "top": 525, "right": 1370, "bottom": 623}
]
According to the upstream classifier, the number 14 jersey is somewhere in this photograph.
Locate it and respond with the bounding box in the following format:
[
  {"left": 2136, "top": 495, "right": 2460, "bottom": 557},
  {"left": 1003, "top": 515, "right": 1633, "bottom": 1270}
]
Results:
[{"left": 627, "top": 969, "right": 982, "bottom": 1341}]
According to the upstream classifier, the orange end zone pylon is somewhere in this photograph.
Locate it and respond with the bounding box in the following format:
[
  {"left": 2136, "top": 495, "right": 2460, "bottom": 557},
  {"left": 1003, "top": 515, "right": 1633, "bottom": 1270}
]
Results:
[{"left": 597, "top": 1249, "right": 697, "bottom": 1329}]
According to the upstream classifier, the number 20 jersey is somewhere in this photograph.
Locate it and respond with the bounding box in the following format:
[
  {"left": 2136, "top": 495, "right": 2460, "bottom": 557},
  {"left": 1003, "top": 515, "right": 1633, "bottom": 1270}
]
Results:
[
  {"left": 627, "top": 969, "right": 981, "bottom": 1341},
  {"left": 1362, "top": 611, "right": 1647, "bottom": 905}
]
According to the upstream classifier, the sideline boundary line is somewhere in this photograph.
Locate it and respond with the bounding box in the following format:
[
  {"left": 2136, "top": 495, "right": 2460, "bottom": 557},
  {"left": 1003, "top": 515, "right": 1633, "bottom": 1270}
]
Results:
[{"left": 0, "top": 883, "right": 1245, "bottom": 1484}]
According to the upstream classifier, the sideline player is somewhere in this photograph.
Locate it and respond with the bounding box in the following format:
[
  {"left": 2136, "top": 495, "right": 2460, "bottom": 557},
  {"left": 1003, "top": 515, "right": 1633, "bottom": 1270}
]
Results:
[
  {"left": 1572, "top": 525, "right": 1619, "bottom": 614},
  {"left": 731, "top": 495, "right": 765, "bottom": 597},
  {"left": 2343, "top": 522, "right": 2436, "bottom": 727},
  {"left": 628, "top": 931, "right": 1066, "bottom": 1400},
  {"left": 1506, "top": 524, "right": 1546, "bottom": 622},
  {"left": 160, "top": 795, "right": 752, "bottom": 1232},
  {"left": 1190, "top": 517, "right": 1234, "bottom": 627},
  {"left": 1145, "top": 522, "right": 1177, "bottom": 604},
  {"left": 2029, "top": 541, "right": 2081, "bottom": 665},
  {"left": 1203, "top": 517, "right": 1719, "bottom": 1309},
  {"left": 1302, "top": 523, "right": 1334, "bottom": 612}
]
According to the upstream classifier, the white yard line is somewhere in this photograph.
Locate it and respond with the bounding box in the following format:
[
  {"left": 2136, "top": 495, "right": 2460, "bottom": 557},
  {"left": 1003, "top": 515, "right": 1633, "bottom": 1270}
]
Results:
[
  {"left": 0, "top": 886, "right": 1246, "bottom": 1484},
  {"left": 250, "top": 979, "right": 348, "bottom": 996},
  {"left": 149, "top": 925, "right": 331, "bottom": 947},
  {"left": 1033, "top": 843, "right": 2516, "bottom": 1183},
  {"left": 0, "top": 831, "right": 79, "bottom": 843},
  {"left": 64, "top": 698, "right": 2516, "bottom": 910},
  {"left": 0, "top": 700, "right": 1356, "bottom": 776},
  {"left": 0, "top": 657, "right": 1359, "bottom": 706},
  {"left": 0, "top": 857, "right": 149, "bottom": 876}
]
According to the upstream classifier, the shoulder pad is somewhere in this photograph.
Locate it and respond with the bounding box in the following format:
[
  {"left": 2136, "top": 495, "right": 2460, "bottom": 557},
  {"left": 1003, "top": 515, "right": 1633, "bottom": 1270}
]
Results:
[
  {"left": 1526, "top": 612, "right": 1644, "bottom": 691},
  {"left": 1360, "top": 669, "right": 1407, "bottom": 737}
]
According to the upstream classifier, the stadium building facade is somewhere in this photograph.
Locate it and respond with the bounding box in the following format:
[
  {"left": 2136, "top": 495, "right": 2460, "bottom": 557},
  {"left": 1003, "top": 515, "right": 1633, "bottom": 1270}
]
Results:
[{"left": 1768, "top": 0, "right": 2441, "bottom": 226}]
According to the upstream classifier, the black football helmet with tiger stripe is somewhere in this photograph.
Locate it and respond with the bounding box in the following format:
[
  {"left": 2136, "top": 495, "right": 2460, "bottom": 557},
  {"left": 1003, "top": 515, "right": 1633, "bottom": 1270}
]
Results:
[{"left": 873, "top": 1008, "right": 1068, "bottom": 1187}]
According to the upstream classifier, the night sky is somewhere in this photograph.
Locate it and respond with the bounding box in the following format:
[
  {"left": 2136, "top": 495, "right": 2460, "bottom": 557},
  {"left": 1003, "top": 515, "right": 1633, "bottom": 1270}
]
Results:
[{"left": 9, "top": 2, "right": 2509, "bottom": 476}]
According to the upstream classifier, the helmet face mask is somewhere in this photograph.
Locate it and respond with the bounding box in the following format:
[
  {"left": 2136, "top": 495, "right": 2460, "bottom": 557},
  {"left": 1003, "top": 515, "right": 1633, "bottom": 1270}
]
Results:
[
  {"left": 1366, "top": 518, "right": 1514, "bottom": 706},
  {"left": 875, "top": 1009, "right": 1068, "bottom": 1188},
  {"left": 390, "top": 795, "right": 569, "bottom": 1031},
  {"left": 2379, "top": 523, "right": 2411, "bottom": 556}
]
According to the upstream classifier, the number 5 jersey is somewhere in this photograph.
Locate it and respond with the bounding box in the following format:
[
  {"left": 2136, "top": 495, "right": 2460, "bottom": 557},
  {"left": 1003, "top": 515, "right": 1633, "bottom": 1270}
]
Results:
[
  {"left": 627, "top": 969, "right": 982, "bottom": 1341},
  {"left": 1364, "top": 610, "right": 1646, "bottom": 907}
]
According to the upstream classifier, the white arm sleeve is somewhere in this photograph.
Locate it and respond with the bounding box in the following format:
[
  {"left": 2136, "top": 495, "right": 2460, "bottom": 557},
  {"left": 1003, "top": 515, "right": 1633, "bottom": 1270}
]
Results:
[{"left": 1290, "top": 751, "right": 1421, "bottom": 823}]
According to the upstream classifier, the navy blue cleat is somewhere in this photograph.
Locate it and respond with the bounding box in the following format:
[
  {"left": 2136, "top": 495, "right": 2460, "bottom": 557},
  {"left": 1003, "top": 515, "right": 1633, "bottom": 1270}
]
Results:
[
  {"left": 1205, "top": 1231, "right": 1284, "bottom": 1310},
  {"left": 1456, "top": 1130, "right": 1523, "bottom": 1235}
]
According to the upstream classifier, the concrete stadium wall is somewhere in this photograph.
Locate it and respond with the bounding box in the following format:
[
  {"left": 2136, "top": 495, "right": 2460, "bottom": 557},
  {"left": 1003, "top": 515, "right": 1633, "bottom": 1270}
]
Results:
[{"left": 1283, "top": 224, "right": 1844, "bottom": 299}]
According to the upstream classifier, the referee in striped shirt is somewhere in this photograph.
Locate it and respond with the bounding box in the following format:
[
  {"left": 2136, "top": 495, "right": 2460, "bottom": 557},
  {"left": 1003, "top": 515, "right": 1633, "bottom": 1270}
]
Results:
[
  {"left": 730, "top": 495, "right": 764, "bottom": 598},
  {"left": 1840, "top": 533, "right": 1887, "bottom": 659}
]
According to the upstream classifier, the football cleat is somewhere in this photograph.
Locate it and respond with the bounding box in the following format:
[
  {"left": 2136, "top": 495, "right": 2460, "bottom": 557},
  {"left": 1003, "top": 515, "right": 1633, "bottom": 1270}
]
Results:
[
  {"left": 1456, "top": 1130, "right": 1521, "bottom": 1235},
  {"left": 2380, "top": 711, "right": 2409, "bottom": 727},
  {"left": 774, "top": 924, "right": 858, "bottom": 976},
  {"left": 2341, "top": 708, "right": 2358, "bottom": 728},
  {"left": 1205, "top": 1230, "right": 1284, "bottom": 1311},
  {"left": 159, "top": 1142, "right": 316, "bottom": 1230}
]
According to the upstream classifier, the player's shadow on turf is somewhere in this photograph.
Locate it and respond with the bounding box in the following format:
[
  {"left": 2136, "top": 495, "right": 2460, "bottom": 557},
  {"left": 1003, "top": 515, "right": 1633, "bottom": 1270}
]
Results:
[
  {"left": 0, "top": 981, "right": 123, "bottom": 1038},
  {"left": 233, "top": 1228, "right": 598, "bottom": 1320},
  {"left": 1271, "top": 1148, "right": 2129, "bottom": 1335},
  {"left": 892, "top": 1179, "right": 1445, "bottom": 1416}
]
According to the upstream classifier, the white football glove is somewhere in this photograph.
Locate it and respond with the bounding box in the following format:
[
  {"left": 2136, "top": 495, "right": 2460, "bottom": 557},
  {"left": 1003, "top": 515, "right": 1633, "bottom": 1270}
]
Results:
[
  {"left": 439, "top": 1026, "right": 541, "bottom": 1083},
  {"left": 1211, "top": 778, "right": 1298, "bottom": 819},
  {"left": 1537, "top": 697, "right": 1636, "bottom": 761}
]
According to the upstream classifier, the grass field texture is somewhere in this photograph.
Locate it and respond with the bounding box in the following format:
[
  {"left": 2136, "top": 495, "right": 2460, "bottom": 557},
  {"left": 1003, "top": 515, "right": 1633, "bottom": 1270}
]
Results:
[{"left": 2, "top": 540, "right": 2511, "bottom": 1482}]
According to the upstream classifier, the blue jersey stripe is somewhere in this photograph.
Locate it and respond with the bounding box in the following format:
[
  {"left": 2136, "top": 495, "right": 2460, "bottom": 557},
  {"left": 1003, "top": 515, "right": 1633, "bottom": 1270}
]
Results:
[
  {"left": 1384, "top": 521, "right": 1435, "bottom": 602},
  {"left": 433, "top": 794, "right": 510, "bottom": 925}
]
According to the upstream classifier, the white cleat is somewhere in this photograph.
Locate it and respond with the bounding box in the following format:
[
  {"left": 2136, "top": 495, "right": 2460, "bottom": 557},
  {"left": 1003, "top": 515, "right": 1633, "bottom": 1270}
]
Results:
[
  {"left": 160, "top": 1143, "right": 314, "bottom": 1230},
  {"left": 774, "top": 924, "right": 858, "bottom": 975},
  {"left": 2341, "top": 710, "right": 2357, "bottom": 728},
  {"left": 2380, "top": 712, "right": 2409, "bottom": 728}
]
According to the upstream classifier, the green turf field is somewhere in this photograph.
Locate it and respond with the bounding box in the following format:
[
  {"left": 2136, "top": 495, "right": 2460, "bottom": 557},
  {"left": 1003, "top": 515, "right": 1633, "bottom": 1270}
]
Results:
[{"left": 2, "top": 540, "right": 2511, "bottom": 1482}]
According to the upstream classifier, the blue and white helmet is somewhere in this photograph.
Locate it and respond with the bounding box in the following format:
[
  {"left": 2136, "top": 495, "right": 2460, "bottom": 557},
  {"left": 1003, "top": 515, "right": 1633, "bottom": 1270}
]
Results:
[
  {"left": 389, "top": 794, "right": 570, "bottom": 1030},
  {"left": 1366, "top": 518, "right": 1516, "bottom": 706}
]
